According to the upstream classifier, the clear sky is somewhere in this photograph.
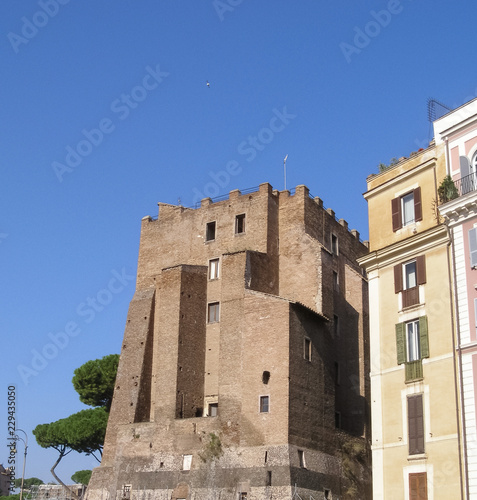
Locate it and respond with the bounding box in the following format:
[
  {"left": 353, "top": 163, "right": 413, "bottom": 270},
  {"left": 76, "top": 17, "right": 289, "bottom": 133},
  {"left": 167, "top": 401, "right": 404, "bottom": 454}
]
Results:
[{"left": 1, "top": 0, "right": 477, "bottom": 487}]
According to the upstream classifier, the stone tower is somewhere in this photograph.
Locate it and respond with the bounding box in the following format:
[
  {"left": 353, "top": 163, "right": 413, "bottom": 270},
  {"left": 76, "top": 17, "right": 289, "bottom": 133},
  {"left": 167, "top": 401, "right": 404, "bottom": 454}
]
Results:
[{"left": 86, "top": 183, "right": 370, "bottom": 500}]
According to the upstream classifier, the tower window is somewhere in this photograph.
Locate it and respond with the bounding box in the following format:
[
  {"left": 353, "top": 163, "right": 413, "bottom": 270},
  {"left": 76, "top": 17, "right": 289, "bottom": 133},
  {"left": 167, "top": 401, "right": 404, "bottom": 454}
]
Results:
[
  {"left": 331, "top": 233, "right": 338, "bottom": 254},
  {"left": 182, "top": 455, "right": 192, "bottom": 471},
  {"left": 208, "top": 403, "right": 218, "bottom": 417},
  {"left": 260, "top": 395, "right": 270, "bottom": 413},
  {"left": 208, "top": 302, "right": 220, "bottom": 323},
  {"left": 235, "top": 214, "right": 246, "bottom": 234},
  {"left": 304, "top": 338, "right": 311, "bottom": 361},
  {"left": 209, "top": 258, "right": 219, "bottom": 280},
  {"left": 206, "top": 221, "right": 216, "bottom": 241}
]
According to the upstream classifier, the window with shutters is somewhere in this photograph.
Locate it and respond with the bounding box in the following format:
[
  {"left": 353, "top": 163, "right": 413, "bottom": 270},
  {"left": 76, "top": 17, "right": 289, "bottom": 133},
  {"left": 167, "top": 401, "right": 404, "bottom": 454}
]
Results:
[
  {"left": 392, "top": 187, "right": 422, "bottom": 231},
  {"left": 409, "top": 472, "right": 427, "bottom": 499},
  {"left": 396, "top": 316, "right": 429, "bottom": 382},
  {"left": 394, "top": 256, "right": 426, "bottom": 308},
  {"left": 469, "top": 227, "right": 477, "bottom": 269},
  {"left": 408, "top": 395, "right": 425, "bottom": 455}
]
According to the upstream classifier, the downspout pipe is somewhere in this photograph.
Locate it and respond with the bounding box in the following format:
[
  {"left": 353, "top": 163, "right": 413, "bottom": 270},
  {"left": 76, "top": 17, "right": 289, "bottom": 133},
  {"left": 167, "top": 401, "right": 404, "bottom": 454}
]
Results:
[
  {"left": 442, "top": 134, "right": 468, "bottom": 498},
  {"left": 446, "top": 223, "right": 468, "bottom": 499}
]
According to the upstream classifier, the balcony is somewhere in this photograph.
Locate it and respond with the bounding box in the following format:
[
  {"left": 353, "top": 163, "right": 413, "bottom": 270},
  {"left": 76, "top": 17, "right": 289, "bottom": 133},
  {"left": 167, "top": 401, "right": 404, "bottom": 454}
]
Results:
[{"left": 438, "top": 173, "right": 477, "bottom": 204}]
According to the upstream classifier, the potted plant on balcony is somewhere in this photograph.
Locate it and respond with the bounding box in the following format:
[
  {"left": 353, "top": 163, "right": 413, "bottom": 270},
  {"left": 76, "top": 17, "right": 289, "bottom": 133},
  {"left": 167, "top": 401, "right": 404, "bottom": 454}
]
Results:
[{"left": 438, "top": 175, "right": 458, "bottom": 204}]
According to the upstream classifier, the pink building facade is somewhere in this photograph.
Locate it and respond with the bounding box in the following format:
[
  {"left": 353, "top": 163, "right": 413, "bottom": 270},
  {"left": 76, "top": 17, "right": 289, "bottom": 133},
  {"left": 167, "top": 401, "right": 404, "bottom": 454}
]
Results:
[{"left": 436, "top": 98, "right": 477, "bottom": 498}]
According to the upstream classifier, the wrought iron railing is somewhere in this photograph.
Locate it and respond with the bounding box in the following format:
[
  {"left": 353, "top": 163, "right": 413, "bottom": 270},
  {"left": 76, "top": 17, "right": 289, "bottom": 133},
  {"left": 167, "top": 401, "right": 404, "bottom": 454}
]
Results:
[{"left": 455, "top": 173, "right": 477, "bottom": 197}]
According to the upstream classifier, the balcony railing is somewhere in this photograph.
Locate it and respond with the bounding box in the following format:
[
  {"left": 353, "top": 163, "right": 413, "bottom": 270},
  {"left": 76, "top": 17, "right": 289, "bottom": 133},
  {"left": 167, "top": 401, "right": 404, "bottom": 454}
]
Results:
[
  {"left": 439, "top": 173, "right": 477, "bottom": 204},
  {"left": 455, "top": 173, "right": 477, "bottom": 196}
]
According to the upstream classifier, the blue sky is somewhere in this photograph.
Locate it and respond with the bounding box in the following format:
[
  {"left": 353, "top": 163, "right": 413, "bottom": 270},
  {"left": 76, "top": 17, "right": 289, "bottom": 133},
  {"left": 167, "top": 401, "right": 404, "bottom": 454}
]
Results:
[{"left": 1, "top": 0, "right": 477, "bottom": 486}]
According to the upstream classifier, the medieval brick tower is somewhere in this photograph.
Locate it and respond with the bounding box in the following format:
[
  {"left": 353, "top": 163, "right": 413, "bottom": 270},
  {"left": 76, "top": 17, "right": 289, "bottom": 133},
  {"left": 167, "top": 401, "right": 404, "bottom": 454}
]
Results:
[{"left": 86, "top": 183, "right": 370, "bottom": 500}]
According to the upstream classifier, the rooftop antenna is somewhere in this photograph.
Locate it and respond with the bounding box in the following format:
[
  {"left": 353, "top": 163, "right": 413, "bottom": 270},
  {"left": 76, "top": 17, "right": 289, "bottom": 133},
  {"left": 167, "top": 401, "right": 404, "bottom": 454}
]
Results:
[
  {"left": 427, "top": 98, "right": 451, "bottom": 123},
  {"left": 284, "top": 154, "right": 288, "bottom": 190}
]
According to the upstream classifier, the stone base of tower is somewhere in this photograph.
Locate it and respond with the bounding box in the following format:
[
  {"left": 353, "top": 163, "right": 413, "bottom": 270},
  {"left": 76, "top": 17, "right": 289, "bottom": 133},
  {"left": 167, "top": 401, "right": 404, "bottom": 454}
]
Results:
[{"left": 86, "top": 437, "right": 370, "bottom": 500}]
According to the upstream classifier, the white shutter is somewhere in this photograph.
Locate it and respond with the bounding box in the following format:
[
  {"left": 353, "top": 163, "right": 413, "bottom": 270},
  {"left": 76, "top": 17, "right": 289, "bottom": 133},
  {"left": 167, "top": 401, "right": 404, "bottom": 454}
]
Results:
[{"left": 469, "top": 228, "right": 477, "bottom": 268}]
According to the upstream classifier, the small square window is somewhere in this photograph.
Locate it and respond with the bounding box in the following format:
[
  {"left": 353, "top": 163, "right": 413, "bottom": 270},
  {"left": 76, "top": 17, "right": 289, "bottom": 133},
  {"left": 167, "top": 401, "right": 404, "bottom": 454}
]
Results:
[
  {"left": 209, "top": 258, "right": 219, "bottom": 280},
  {"left": 235, "top": 214, "right": 246, "bottom": 234},
  {"left": 208, "top": 302, "right": 220, "bottom": 323},
  {"left": 260, "top": 395, "right": 269, "bottom": 413},
  {"left": 304, "top": 338, "right": 311, "bottom": 361},
  {"left": 206, "top": 221, "right": 216, "bottom": 241}
]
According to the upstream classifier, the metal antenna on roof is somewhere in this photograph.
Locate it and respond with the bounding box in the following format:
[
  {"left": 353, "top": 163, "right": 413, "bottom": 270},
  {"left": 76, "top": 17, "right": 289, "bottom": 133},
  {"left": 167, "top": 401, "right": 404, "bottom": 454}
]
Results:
[{"left": 284, "top": 154, "right": 288, "bottom": 190}]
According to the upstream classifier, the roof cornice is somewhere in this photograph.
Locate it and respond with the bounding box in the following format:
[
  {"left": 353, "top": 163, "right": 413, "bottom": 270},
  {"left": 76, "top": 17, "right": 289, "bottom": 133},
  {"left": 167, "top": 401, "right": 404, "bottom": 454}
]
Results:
[{"left": 357, "top": 224, "right": 449, "bottom": 271}]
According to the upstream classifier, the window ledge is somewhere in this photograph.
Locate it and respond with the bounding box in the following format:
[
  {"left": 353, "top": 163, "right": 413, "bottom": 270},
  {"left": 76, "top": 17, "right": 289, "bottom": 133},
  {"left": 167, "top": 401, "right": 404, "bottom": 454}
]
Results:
[
  {"left": 405, "top": 377, "right": 424, "bottom": 384},
  {"left": 407, "top": 453, "right": 427, "bottom": 461}
]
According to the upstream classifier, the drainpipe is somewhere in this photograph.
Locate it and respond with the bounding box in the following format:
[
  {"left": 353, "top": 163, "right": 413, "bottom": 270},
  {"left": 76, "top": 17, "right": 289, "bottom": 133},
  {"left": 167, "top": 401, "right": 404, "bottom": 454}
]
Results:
[
  {"left": 445, "top": 220, "right": 468, "bottom": 499},
  {"left": 443, "top": 133, "right": 469, "bottom": 498}
]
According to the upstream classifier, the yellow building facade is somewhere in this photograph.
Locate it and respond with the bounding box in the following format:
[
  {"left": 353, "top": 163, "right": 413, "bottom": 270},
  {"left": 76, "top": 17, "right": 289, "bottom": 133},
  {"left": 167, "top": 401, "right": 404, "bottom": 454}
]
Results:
[{"left": 359, "top": 145, "right": 463, "bottom": 499}]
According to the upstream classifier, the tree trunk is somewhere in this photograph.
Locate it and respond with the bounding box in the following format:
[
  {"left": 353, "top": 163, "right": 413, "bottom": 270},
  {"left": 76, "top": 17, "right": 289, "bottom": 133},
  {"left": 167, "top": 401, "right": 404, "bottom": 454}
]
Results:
[{"left": 50, "top": 450, "right": 78, "bottom": 499}]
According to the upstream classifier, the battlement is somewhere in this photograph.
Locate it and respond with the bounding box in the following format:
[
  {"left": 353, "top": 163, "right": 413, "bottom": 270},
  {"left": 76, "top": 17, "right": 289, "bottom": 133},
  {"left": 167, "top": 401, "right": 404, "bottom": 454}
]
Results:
[{"left": 142, "top": 182, "right": 366, "bottom": 245}]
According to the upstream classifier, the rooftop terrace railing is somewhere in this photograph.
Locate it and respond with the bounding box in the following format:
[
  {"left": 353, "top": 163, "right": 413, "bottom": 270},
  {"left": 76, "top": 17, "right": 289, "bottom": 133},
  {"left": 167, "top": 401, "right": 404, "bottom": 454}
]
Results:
[
  {"left": 455, "top": 173, "right": 477, "bottom": 197},
  {"left": 438, "top": 173, "right": 477, "bottom": 204}
]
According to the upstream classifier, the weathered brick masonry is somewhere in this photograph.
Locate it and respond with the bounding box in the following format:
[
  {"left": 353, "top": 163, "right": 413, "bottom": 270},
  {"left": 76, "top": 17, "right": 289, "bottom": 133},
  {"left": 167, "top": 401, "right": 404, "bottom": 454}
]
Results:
[{"left": 86, "top": 183, "right": 371, "bottom": 500}]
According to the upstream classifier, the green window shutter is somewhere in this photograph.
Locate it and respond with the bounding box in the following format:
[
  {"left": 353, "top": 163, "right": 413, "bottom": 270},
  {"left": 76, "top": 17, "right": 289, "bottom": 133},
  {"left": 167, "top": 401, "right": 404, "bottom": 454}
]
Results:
[
  {"left": 419, "top": 316, "right": 429, "bottom": 358},
  {"left": 396, "top": 322, "right": 406, "bottom": 365},
  {"left": 405, "top": 360, "right": 423, "bottom": 382}
]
